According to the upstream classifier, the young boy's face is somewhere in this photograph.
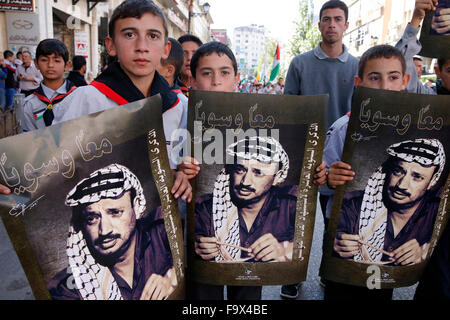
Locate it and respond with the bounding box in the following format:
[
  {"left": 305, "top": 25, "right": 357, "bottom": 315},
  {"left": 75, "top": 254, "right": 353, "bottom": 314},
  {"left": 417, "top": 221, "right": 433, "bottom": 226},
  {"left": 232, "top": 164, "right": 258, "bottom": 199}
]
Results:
[
  {"left": 156, "top": 62, "right": 174, "bottom": 86},
  {"left": 191, "top": 52, "right": 239, "bottom": 93},
  {"left": 35, "top": 53, "right": 70, "bottom": 82},
  {"left": 106, "top": 12, "right": 170, "bottom": 82},
  {"left": 181, "top": 41, "right": 200, "bottom": 79},
  {"left": 354, "top": 57, "right": 410, "bottom": 91},
  {"left": 318, "top": 8, "right": 348, "bottom": 45},
  {"left": 436, "top": 59, "right": 450, "bottom": 91}
]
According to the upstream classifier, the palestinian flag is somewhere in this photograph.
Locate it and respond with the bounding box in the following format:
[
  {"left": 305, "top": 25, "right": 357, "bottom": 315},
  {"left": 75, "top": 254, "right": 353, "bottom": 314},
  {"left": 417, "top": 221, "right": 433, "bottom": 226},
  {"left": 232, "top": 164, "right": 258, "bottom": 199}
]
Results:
[
  {"left": 33, "top": 108, "right": 46, "bottom": 121},
  {"left": 269, "top": 43, "right": 280, "bottom": 82}
]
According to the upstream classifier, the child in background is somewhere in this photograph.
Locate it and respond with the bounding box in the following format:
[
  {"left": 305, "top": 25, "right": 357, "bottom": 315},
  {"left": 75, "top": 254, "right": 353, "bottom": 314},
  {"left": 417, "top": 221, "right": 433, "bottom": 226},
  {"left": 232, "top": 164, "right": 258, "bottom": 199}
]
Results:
[{"left": 21, "top": 39, "right": 75, "bottom": 131}]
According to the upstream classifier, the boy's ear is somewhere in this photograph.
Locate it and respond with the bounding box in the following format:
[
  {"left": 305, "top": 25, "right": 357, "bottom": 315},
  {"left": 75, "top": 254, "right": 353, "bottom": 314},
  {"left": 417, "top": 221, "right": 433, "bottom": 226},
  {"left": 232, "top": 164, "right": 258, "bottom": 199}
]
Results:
[
  {"left": 402, "top": 73, "right": 411, "bottom": 90},
  {"left": 105, "top": 36, "right": 117, "bottom": 57},
  {"left": 65, "top": 60, "right": 72, "bottom": 72},
  {"left": 354, "top": 75, "right": 362, "bottom": 87},
  {"left": 162, "top": 40, "right": 171, "bottom": 60},
  {"left": 34, "top": 58, "right": 39, "bottom": 70},
  {"left": 167, "top": 64, "right": 175, "bottom": 78},
  {"left": 434, "top": 64, "right": 441, "bottom": 78},
  {"left": 344, "top": 21, "right": 349, "bottom": 32},
  {"left": 234, "top": 71, "right": 240, "bottom": 88}
]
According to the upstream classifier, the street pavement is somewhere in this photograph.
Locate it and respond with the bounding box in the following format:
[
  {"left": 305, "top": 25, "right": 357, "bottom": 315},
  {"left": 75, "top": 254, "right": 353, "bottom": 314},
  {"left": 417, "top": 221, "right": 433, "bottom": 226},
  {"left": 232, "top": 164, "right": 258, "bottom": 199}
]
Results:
[{"left": 0, "top": 198, "right": 417, "bottom": 300}]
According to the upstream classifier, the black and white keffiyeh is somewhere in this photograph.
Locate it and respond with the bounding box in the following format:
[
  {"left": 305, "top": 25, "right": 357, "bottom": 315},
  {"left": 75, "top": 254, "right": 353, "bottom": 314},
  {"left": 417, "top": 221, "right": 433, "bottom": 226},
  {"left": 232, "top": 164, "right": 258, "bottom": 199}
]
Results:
[
  {"left": 213, "top": 136, "right": 289, "bottom": 261},
  {"left": 65, "top": 164, "right": 146, "bottom": 300},
  {"left": 356, "top": 138, "right": 446, "bottom": 263}
]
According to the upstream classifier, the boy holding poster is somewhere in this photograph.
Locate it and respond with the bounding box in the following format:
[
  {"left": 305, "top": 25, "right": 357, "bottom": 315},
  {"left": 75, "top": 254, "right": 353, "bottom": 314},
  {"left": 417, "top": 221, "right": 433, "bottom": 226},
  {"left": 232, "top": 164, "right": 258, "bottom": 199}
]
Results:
[
  {"left": 188, "top": 41, "right": 327, "bottom": 300},
  {"left": 322, "top": 0, "right": 448, "bottom": 300},
  {"left": 187, "top": 41, "right": 262, "bottom": 300},
  {"left": 0, "top": 0, "right": 192, "bottom": 202}
]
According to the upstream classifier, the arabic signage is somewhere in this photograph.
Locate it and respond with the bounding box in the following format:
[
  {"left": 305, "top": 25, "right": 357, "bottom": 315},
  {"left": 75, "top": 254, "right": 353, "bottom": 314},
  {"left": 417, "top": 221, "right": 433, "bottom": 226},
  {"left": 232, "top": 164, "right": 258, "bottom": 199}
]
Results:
[
  {"left": 6, "top": 11, "right": 40, "bottom": 51},
  {"left": 0, "top": 0, "right": 33, "bottom": 12}
]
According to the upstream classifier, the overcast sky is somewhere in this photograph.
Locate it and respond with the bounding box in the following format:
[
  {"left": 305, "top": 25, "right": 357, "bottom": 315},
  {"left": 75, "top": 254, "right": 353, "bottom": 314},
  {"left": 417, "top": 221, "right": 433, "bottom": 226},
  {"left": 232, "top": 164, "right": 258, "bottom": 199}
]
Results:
[{"left": 206, "top": 0, "right": 328, "bottom": 44}]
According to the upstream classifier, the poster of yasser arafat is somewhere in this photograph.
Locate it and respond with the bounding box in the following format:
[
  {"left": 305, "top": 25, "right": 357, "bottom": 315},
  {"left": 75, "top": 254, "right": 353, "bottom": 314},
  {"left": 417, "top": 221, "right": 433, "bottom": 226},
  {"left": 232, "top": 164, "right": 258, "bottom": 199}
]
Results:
[
  {"left": 185, "top": 90, "right": 328, "bottom": 286},
  {"left": 0, "top": 96, "right": 184, "bottom": 300},
  {"left": 419, "top": 0, "right": 450, "bottom": 59},
  {"left": 320, "top": 87, "right": 450, "bottom": 289}
]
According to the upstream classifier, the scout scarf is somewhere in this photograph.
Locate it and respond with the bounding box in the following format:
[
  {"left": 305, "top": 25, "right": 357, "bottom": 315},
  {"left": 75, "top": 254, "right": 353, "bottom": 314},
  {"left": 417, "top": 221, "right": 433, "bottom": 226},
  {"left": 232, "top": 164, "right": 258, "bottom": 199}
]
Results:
[
  {"left": 90, "top": 61, "right": 179, "bottom": 112},
  {"left": 32, "top": 80, "right": 76, "bottom": 126}
]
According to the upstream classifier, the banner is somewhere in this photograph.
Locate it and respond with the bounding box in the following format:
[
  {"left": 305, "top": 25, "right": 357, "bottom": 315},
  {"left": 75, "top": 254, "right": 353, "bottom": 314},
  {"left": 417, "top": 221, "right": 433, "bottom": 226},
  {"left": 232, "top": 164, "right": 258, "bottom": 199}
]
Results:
[
  {"left": 419, "top": 2, "right": 450, "bottom": 59},
  {"left": 186, "top": 90, "right": 327, "bottom": 286},
  {"left": 320, "top": 87, "right": 450, "bottom": 288},
  {"left": 0, "top": 96, "right": 184, "bottom": 300},
  {"left": 0, "top": 0, "right": 33, "bottom": 12}
]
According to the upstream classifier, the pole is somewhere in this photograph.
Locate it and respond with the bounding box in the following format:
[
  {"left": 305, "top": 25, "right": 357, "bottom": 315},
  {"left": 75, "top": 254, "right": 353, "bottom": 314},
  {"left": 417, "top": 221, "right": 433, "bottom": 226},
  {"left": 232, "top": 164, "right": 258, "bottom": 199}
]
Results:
[{"left": 187, "top": 0, "right": 193, "bottom": 33}]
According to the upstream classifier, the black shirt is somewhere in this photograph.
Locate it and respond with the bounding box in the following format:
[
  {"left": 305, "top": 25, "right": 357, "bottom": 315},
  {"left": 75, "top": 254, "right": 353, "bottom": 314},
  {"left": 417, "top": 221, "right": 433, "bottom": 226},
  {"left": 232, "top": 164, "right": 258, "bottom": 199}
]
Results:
[{"left": 66, "top": 71, "right": 88, "bottom": 87}]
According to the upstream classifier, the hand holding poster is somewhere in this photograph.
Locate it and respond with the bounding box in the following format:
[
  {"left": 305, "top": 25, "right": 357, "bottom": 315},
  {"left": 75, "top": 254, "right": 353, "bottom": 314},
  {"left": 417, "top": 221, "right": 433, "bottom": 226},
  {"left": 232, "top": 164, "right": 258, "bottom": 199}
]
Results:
[
  {"left": 320, "top": 87, "right": 450, "bottom": 289},
  {"left": 0, "top": 96, "right": 184, "bottom": 300},
  {"left": 419, "top": 0, "right": 450, "bottom": 58},
  {"left": 185, "top": 90, "right": 327, "bottom": 287}
]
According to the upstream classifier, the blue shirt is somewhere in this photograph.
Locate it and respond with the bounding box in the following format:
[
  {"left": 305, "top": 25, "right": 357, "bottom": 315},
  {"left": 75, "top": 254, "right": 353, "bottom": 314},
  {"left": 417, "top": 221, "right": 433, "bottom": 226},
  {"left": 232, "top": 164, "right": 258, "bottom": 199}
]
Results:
[{"left": 284, "top": 42, "right": 359, "bottom": 128}]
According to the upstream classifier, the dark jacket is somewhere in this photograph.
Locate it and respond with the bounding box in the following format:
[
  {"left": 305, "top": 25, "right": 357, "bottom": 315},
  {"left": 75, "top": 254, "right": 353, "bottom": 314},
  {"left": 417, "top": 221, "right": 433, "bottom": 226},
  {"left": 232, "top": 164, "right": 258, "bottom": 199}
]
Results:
[{"left": 66, "top": 71, "right": 88, "bottom": 87}]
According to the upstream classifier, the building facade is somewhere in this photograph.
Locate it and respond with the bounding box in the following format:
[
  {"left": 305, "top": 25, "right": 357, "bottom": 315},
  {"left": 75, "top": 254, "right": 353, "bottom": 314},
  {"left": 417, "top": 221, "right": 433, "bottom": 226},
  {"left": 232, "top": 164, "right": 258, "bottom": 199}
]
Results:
[
  {"left": 232, "top": 24, "right": 268, "bottom": 78},
  {"left": 343, "top": 0, "right": 415, "bottom": 57},
  {"left": 0, "top": 0, "right": 108, "bottom": 77},
  {"left": 342, "top": 0, "right": 434, "bottom": 75},
  {"left": 0, "top": 0, "right": 213, "bottom": 77}
]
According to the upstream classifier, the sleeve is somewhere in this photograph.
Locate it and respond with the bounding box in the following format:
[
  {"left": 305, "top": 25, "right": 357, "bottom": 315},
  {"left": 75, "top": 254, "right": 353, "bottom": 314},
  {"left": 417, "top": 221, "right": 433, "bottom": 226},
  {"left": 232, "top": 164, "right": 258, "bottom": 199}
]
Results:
[
  {"left": 47, "top": 269, "right": 82, "bottom": 300},
  {"left": 195, "top": 196, "right": 214, "bottom": 238},
  {"left": 283, "top": 56, "right": 302, "bottom": 95},
  {"left": 32, "top": 67, "right": 43, "bottom": 86},
  {"left": 336, "top": 194, "right": 360, "bottom": 235},
  {"left": 0, "top": 67, "right": 7, "bottom": 80},
  {"left": 319, "top": 117, "right": 349, "bottom": 197},
  {"left": 395, "top": 23, "right": 436, "bottom": 95},
  {"left": 53, "top": 86, "right": 115, "bottom": 123},
  {"left": 162, "top": 98, "right": 185, "bottom": 169},
  {"left": 20, "top": 99, "right": 38, "bottom": 132}
]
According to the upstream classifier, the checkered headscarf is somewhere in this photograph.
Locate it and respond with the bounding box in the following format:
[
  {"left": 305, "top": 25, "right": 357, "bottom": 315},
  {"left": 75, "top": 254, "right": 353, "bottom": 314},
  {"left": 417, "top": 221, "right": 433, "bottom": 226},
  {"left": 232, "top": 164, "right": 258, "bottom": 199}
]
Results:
[
  {"left": 213, "top": 136, "right": 289, "bottom": 261},
  {"left": 356, "top": 138, "right": 446, "bottom": 262},
  {"left": 64, "top": 164, "right": 146, "bottom": 300}
]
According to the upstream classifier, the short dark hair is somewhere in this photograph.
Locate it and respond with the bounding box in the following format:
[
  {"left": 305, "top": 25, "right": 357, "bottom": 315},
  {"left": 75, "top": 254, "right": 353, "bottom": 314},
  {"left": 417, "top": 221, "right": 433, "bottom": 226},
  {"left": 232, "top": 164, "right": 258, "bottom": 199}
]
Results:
[
  {"left": 21, "top": 50, "right": 32, "bottom": 57},
  {"left": 16, "top": 51, "right": 22, "bottom": 58},
  {"left": 178, "top": 34, "right": 203, "bottom": 47},
  {"left": 161, "top": 37, "right": 185, "bottom": 79},
  {"left": 358, "top": 45, "right": 406, "bottom": 80},
  {"left": 437, "top": 58, "right": 450, "bottom": 71},
  {"left": 3, "top": 50, "right": 14, "bottom": 59},
  {"left": 108, "top": 0, "right": 168, "bottom": 40},
  {"left": 72, "top": 55, "right": 87, "bottom": 71},
  {"left": 190, "top": 41, "right": 238, "bottom": 79},
  {"left": 413, "top": 56, "right": 423, "bottom": 62},
  {"left": 320, "top": 0, "right": 349, "bottom": 22},
  {"left": 35, "top": 39, "right": 70, "bottom": 63}
]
